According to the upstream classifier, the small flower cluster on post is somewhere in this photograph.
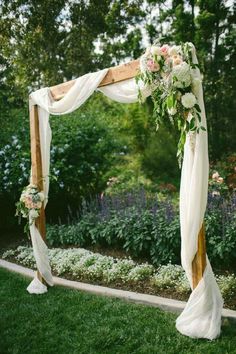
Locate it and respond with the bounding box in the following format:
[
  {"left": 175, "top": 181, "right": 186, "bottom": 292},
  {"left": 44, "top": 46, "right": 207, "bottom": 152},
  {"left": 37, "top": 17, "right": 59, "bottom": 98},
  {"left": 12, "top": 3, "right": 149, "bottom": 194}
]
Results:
[
  {"left": 136, "top": 42, "right": 206, "bottom": 165},
  {"left": 16, "top": 184, "right": 44, "bottom": 233}
]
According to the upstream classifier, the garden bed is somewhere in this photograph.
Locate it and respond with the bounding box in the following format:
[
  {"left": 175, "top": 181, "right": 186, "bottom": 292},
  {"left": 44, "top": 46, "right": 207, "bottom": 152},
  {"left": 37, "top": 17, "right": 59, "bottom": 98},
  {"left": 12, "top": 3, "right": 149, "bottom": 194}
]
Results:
[{"left": 2, "top": 246, "right": 236, "bottom": 310}]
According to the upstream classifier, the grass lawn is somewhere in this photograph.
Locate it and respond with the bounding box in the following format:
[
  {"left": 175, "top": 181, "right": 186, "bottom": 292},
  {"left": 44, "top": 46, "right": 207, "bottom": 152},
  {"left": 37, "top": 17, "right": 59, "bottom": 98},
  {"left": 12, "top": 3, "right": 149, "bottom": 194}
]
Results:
[{"left": 0, "top": 268, "right": 236, "bottom": 354}]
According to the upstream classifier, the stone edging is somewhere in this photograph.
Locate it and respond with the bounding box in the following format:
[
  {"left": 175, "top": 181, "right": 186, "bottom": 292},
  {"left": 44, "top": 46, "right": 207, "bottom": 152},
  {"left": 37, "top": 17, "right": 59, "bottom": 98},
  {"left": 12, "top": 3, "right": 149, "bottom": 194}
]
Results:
[{"left": 1, "top": 258, "right": 236, "bottom": 322}]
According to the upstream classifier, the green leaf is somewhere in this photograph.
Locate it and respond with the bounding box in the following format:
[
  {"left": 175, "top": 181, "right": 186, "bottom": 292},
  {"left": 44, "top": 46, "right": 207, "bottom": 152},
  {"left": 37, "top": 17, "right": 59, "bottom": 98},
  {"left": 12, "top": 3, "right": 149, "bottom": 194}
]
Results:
[
  {"left": 195, "top": 104, "right": 201, "bottom": 113},
  {"left": 166, "top": 95, "right": 174, "bottom": 109},
  {"left": 189, "top": 118, "right": 195, "bottom": 130}
]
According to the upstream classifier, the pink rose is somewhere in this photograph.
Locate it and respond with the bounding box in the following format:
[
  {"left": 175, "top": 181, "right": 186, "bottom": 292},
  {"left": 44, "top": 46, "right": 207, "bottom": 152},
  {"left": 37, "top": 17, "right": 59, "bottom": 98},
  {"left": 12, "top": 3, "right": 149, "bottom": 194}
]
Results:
[
  {"left": 147, "top": 59, "right": 160, "bottom": 72},
  {"left": 160, "top": 45, "right": 169, "bottom": 57}
]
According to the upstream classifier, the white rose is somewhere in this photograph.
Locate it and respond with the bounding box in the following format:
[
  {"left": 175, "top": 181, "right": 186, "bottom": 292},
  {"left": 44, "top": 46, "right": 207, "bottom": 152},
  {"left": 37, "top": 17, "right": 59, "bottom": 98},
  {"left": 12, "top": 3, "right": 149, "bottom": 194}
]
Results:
[
  {"left": 168, "top": 45, "right": 180, "bottom": 56},
  {"left": 181, "top": 93, "right": 197, "bottom": 108},
  {"left": 38, "top": 192, "right": 44, "bottom": 202},
  {"left": 192, "top": 77, "right": 202, "bottom": 95},
  {"left": 29, "top": 209, "right": 39, "bottom": 220},
  {"left": 168, "top": 107, "right": 177, "bottom": 115},
  {"left": 172, "top": 62, "right": 191, "bottom": 88},
  {"left": 151, "top": 46, "right": 161, "bottom": 56}
]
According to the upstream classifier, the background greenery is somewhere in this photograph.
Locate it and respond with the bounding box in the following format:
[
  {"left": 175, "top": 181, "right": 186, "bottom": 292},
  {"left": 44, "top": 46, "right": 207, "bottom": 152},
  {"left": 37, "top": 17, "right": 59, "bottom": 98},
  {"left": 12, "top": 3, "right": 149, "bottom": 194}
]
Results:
[{"left": 0, "top": 1, "right": 235, "bottom": 236}]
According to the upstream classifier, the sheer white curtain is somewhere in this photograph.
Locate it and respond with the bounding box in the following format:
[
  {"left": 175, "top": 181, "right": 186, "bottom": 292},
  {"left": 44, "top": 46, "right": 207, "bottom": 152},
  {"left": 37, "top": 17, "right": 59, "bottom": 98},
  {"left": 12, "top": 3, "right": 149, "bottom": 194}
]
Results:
[
  {"left": 175, "top": 46, "right": 223, "bottom": 339},
  {"left": 28, "top": 44, "right": 222, "bottom": 340}
]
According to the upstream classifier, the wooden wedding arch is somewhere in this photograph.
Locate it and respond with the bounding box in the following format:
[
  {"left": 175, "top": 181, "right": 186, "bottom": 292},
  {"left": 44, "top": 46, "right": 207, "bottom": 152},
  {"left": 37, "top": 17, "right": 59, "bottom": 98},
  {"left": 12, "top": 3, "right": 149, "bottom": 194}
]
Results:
[{"left": 29, "top": 59, "right": 206, "bottom": 289}]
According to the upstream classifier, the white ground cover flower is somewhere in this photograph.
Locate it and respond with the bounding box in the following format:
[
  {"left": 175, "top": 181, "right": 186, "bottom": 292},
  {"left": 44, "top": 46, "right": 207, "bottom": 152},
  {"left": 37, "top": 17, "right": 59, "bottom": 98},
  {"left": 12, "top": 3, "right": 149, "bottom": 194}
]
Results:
[
  {"left": 151, "top": 264, "right": 185, "bottom": 290},
  {"left": 85, "top": 256, "right": 114, "bottom": 280},
  {"left": 126, "top": 263, "right": 154, "bottom": 282},
  {"left": 2, "top": 249, "right": 17, "bottom": 258},
  {"left": 216, "top": 274, "right": 236, "bottom": 298},
  {"left": 103, "top": 259, "right": 136, "bottom": 283},
  {"left": 14, "top": 246, "right": 36, "bottom": 268},
  {"left": 2, "top": 246, "right": 236, "bottom": 303}
]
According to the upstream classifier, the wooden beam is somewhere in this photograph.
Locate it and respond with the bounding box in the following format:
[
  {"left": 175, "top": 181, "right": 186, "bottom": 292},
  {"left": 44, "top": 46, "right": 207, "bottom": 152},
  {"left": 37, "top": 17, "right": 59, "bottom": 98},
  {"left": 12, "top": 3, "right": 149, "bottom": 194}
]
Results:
[
  {"left": 50, "top": 59, "right": 140, "bottom": 101},
  {"left": 192, "top": 224, "right": 206, "bottom": 289},
  {"left": 29, "top": 103, "right": 46, "bottom": 283}
]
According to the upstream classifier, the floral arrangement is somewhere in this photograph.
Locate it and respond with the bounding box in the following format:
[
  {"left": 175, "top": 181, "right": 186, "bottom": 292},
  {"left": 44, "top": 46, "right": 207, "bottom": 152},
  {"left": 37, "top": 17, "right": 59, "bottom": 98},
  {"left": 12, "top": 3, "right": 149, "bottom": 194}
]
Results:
[
  {"left": 16, "top": 184, "right": 44, "bottom": 232},
  {"left": 136, "top": 42, "right": 206, "bottom": 165}
]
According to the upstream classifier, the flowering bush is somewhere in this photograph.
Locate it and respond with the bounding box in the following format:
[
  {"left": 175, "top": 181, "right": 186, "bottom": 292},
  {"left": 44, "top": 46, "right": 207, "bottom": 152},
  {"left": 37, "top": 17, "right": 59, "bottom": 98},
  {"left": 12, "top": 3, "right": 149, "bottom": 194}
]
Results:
[
  {"left": 15, "top": 184, "right": 44, "bottom": 232},
  {"left": 151, "top": 264, "right": 189, "bottom": 293},
  {"left": 137, "top": 42, "right": 206, "bottom": 164},
  {"left": 215, "top": 274, "right": 236, "bottom": 299},
  {"left": 46, "top": 189, "right": 236, "bottom": 268},
  {"left": 2, "top": 246, "right": 236, "bottom": 305},
  {"left": 208, "top": 171, "right": 229, "bottom": 197}
]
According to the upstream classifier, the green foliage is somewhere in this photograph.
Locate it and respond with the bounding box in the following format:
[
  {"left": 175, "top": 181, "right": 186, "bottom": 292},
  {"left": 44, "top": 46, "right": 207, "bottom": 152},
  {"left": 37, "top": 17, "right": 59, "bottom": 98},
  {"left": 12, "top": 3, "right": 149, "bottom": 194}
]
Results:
[
  {"left": 0, "top": 95, "right": 126, "bottom": 226},
  {"left": 142, "top": 127, "right": 180, "bottom": 185},
  {"left": 46, "top": 192, "right": 236, "bottom": 269},
  {"left": 46, "top": 207, "right": 181, "bottom": 266}
]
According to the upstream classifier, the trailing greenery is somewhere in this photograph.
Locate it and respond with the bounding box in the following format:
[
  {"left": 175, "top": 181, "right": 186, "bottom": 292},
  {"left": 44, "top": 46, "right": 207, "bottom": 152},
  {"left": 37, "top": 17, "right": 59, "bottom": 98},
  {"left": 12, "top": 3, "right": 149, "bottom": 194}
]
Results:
[
  {"left": 1, "top": 268, "right": 236, "bottom": 354},
  {"left": 2, "top": 246, "right": 236, "bottom": 305}
]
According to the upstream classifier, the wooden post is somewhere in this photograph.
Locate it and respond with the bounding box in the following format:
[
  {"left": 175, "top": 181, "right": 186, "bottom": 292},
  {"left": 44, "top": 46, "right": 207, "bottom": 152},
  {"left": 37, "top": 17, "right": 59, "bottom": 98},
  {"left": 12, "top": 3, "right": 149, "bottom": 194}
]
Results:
[
  {"left": 192, "top": 224, "right": 206, "bottom": 289},
  {"left": 29, "top": 103, "right": 46, "bottom": 283}
]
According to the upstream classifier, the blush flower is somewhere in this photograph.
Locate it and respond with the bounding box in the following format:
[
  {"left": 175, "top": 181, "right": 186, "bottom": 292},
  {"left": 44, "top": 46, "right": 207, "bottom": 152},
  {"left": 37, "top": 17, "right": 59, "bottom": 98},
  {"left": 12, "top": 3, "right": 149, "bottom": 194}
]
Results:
[
  {"left": 160, "top": 45, "right": 169, "bottom": 57},
  {"left": 147, "top": 59, "right": 160, "bottom": 72}
]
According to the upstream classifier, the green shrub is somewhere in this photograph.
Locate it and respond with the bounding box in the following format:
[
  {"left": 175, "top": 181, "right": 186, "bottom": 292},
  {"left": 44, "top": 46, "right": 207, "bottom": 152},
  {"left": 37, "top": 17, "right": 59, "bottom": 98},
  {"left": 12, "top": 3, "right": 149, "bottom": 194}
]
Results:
[
  {"left": 46, "top": 205, "right": 181, "bottom": 266},
  {"left": 46, "top": 191, "right": 236, "bottom": 268}
]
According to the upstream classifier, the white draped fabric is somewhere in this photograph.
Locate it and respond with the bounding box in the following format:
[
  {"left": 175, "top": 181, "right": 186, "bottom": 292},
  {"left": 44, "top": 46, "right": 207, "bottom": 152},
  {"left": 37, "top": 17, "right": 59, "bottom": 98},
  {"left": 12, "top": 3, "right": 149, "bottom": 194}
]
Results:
[
  {"left": 175, "top": 47, "right": 223, "bottom": 339},
  {"left": 28, "top": 43, "right": 222, "bottom": 339}
]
